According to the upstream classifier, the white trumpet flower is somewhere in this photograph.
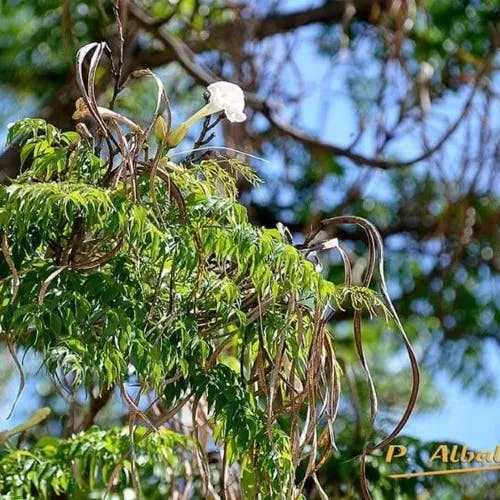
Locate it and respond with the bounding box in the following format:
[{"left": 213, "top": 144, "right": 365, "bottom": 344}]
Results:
[
  {"left": 166, "top": 81, "right": 246, "bottom": 147},
  {"left": 204, "top": 81, "right": 247, "bottom": 123}
]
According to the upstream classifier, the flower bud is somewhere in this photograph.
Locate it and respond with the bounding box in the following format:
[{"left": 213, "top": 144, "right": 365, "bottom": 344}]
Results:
[
  {"left": 166, "top": 123, "right": 188, "bottom": 148},
  {"left": 154, "top": 115, "right": 170, "bottom": 145}
]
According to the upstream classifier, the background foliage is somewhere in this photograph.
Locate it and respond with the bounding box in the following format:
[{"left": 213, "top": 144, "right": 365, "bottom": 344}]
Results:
[{"left": 0, "top": 0, "right": 499, "bottom": 498}]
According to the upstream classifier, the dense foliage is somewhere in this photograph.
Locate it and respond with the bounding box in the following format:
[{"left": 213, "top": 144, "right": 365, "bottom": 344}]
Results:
[{"left": 0, "top": 42, "right": 418, "bottom": 497}]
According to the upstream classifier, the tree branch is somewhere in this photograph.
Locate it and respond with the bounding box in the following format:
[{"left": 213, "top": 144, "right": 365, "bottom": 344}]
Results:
[
  {"left": 130, "top": 3, "right": 482, "bottom": 170},
  {"left": 0, "top": 0, "right": 483, "bottom": 182},
  {"left": 78, "top": 386, "right": 114, "bottom": 432},
  {"left": 254, "top": 0, "right": 390, "bottom": 39},
  {"left": 134, "top": 0, "right": 392, "bottom": 67}
]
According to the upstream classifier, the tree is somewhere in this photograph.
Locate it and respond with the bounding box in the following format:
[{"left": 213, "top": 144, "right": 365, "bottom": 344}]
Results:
[
  {"left": 0, "top": 40, "right": 419, "bottom": 497},
  {"left": 0, "top": 1, "right": 498, "bottom": 498}
]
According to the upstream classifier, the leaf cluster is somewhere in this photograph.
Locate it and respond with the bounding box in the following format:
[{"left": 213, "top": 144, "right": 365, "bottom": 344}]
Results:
[
  {"left": 0, "top": 115, "right": 392, "bottom": 498},
  {"left": 0, "top": 40, "right": 418, "bottom": 498}
]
